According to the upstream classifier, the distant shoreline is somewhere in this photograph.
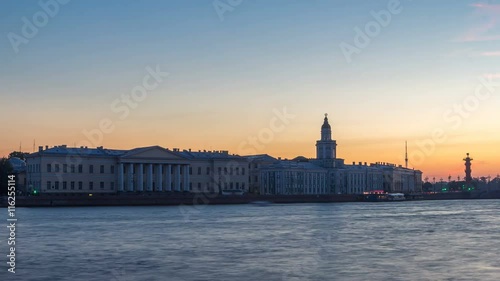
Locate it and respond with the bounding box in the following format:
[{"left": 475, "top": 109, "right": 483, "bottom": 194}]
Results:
[{"left": 2, "top": 191, "right": 500, "bottom": 207}]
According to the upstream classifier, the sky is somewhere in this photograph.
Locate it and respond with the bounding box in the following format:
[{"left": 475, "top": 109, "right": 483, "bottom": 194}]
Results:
[{"left": 1, "top": 0, "right": 500, "bottom": 179}]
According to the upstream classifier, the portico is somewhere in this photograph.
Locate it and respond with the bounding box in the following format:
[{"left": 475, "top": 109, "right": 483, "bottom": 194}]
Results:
[{"left": 117, "top": 146, "right": 190, "bottom": 192}]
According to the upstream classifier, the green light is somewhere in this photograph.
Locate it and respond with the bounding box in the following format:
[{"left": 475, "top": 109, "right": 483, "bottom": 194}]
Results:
[{"left": 33, "top": 190, "right": 38, "bottom": 194}]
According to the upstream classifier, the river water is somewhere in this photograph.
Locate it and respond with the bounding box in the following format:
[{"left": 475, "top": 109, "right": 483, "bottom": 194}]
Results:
[{"left": 1, "top": 200, "right": 500, "bottom": 281}]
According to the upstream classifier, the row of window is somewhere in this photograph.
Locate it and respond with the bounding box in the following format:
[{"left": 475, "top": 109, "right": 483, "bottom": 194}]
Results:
[
  {"left": 189, "top": 182, "right": 246, "bottom": 190},
  {"left": 28, "top": 164, "right": 41, "bottom": 173},
  {"left": 46, "top": 181, "right": 115, "bottom": 190},
  {"left": 188, "top": 166, "right": 246, "bottom": 176},
  {"left": 46, "top": 164, "right": 115, "bottom": 174}
]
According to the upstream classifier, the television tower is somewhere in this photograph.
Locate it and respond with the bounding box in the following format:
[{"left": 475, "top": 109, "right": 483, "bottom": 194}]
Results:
[
  {"left": 405, "top": 141, "right": 408, "bottom": 168},
  {"left": 463, "top": 153, "right": 473, "bottom": 185}
]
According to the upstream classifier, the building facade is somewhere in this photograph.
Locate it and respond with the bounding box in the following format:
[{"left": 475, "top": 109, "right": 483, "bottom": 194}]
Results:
[
  {"left": 25, "top": 115, "right": 422, "bottom": 196},
  {"left": 259, "top": 115, "right": 423, "bottom": 195},
  {"left": 26, "top": 145, "right": 192, "bottom": 194}
]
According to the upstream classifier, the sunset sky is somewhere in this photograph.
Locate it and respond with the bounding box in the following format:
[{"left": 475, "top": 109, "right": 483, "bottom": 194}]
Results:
[{"left": 1, "top": 0, "right": 500, "bottom": 179}]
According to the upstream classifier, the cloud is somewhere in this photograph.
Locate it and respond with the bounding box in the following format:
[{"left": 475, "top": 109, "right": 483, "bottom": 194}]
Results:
[
  {"left": 457, "top": 3, "right": 500, "bottom": 42},
  {"left": 483, "top": 73, "right": 500, "bottom": 79},
  {"left": 445, "top": 49, "right": 500, "bottom": 57},
  {"left": 479, "top": 51, "right": 500, "bottom": 56}
]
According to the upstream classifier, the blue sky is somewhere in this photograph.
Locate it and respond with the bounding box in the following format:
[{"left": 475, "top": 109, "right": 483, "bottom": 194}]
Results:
[{"left": 1, "top": 0, "right": 500, "bottom": 178}]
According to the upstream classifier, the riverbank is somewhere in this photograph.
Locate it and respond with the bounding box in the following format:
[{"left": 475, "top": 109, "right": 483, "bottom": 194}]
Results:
[
  {"left": 1, "top": 193, "right": 358, "bottom": 207},
  {"left": 2, "top": 190, "right": 500, "bottom": 207}
]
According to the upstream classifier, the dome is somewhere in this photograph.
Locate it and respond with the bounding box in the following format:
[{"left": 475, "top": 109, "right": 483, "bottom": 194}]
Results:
[
  {"left": 8, "top": 157, "right": 26, "bottom": 173},
  {"left": 292, "top": 156, "right": 309, "bottom": 162}
]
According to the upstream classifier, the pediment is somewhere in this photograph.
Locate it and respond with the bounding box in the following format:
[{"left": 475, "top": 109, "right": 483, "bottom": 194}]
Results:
[{"left": 120, "top": 146, "right": 186, "bottom": 161}]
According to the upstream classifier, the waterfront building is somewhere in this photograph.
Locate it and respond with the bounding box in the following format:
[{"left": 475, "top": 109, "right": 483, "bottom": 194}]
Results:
[
  {"left": 173, "top": 149, "right": 249, "bottom": 193},
  {"left": 26, "top": 145, "right": 191, "bottom": 194},
  {"left": 24, "top": 114, "right": 422, "bottom": 196},
  {"left": 260, "top": 160, "right": 328, "bottom": 195},
  {"left": 259, "top": 114, "right": 423, "bottom": 195},
  {"left": 26, "top": 145, "right": 250, "bottom": 194},
  {"left": 243, "top": 154, "right": 278, "bottom": 194}
]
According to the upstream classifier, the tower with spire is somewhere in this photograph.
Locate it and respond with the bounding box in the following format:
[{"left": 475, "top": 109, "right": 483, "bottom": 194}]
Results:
[{"left": 316, "top": 113, "right": 337, "bottom": 160}]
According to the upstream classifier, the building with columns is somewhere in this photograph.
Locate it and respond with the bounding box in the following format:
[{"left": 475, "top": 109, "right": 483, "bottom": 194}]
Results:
[
  {"left": 27, "top": 145, "right": 195, "bottom": 194},
  {"left": 259, "top": 114, "right": 423, "bottom": 195},
  {"left": 24, "top": 114, "right": 421, "bottom": 196},
  {"left": 26, "top": 145, "right": 252, "bottom": 195}
]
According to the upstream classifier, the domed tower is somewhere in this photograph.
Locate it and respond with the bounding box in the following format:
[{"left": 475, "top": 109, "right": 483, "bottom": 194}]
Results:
[{"left": 316, "top": 114, "right": 337, "bottom": 159}]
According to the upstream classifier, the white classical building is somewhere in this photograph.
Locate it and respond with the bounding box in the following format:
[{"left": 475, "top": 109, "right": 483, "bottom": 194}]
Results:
[
  {"left": 26, "top": 145, "right": 249, "bottom": 194},
  {"left": 259, "top": 114, "right": 423, "bottom": 195},
  {"left": 25, "top": 114, "right": 422, "bottom": 196}
]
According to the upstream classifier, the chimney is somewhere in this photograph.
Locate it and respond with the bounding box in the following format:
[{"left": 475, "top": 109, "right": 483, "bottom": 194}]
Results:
[
  {"left": 45, "top": 145, "right": 48, "bottom": 150},
  {"left": 38, "top": 146, "right": 43, "bottom": 152}
]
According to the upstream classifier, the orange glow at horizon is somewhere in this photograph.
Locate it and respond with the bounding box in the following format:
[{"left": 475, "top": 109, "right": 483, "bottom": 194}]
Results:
[{"left": 3, "top": 120, "right": 500, "bottom": 181}]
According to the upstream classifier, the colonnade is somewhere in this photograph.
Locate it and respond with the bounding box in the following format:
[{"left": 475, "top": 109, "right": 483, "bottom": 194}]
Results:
[{"left": 117, "top": 163, "right": 190, "bottom": 192}]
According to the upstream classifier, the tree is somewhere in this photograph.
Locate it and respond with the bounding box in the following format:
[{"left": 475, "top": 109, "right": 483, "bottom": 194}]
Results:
[
  {"left": 422, "top": 182, "right": 433, "bottom": 192},
  {"left": 0, "top": 158, "right": 14, "bottom": 196},
  {"left": 8, "top": 151, "right": 29, "bottom": 161}
]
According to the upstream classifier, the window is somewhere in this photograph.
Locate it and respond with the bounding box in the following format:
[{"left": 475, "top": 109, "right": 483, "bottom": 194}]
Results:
[
  {"left": 78, "top": 164, "right": 83, "bottom": 173},
  {"left": 198, "top": 182, "right": 201, "bottom": 190},
  {"left": 110, "top": 165, "right": 115, "bottom": 174},
  {"left": 63, "top": 182, "right": 67, "bottom": 190},
  {"left": 71, "top": 182, "right": 75, "bottom": 190},
  {"left": 89, "top": 165, "right": 93, "bottom": 173},
  {"left": 78, "top": 182, "right": 83, "bottom": 190},
  {"left": 224, "top": 167, "right": 227, "bottom": 175},
  {"left": 100, "top": 165, "right": 104, "bottom": 173},
  {"left": 242, "top": 168, "right": 245, "bottom": 175},
  {"left": 55, "top": 164, "right": 60, "bottom": 172},
  {"left": 89, "top": 182, "right": 93, "bottom": 190},
  {"left": 189, "top": 167, "right": 192, "bottom": 175},
  {"left": 230, "top": 167, "right": 233, "bottom": 175},
  {"left": 47, "top": 181, "right": 51, "bottom": 190},
  {"left": 47, "top": 164, "right": 51, "bottom": 172},
  {"left": 110, "top": 182, "right": 114, "bottom": 190},
  {"left": 236, "top": 182, "right": 239, "bottom": 188},
  {"left": 198, "top": 167, "right": 201, "bottom": 175},
  {"left": 71, "top": 164, "right": 75, "bottom": 173},
  {"left": 63, "top": 164, "right": 68, "bottom": 173},
  {"left": 100, "top": 182, "right": 104, "bottom": 189},
  {"left": 55, "top": 181, "right": 59, "bottom": 190},
  {"left": 218, "top": 167, "right": 222, "bottom": 174},
  {"left": 189, "top": 182, "right": 192, "bottom": 190},
  {"left": 206, "top": 167, "right": 210, "bottom": 175},
  {"left": 236, "top": 167, "right": 239, "bottom": 175}
]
